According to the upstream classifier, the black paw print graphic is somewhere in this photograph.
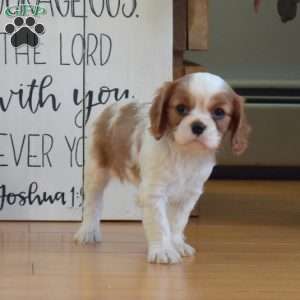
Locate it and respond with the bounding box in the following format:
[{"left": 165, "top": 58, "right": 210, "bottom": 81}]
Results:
[{"left": 5, "top": 17, "right": 45, "bottom": 48}]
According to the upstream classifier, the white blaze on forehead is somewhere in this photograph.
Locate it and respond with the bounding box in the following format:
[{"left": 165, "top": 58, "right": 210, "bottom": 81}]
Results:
[{"left": 182, "top": 73, "right": 231, "bottom": 103}]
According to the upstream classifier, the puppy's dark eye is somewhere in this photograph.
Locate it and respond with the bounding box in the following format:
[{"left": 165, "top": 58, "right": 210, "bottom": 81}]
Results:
[
  {"left": 212, "top": 107, "right": 226, "bottom": 120},
  {"left": 176, "top": 104, "right": 189, "bottom": 116}
]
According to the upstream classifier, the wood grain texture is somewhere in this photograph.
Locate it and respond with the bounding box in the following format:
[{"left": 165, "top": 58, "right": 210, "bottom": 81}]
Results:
[
  {"left": 174, "top": 0, "right": 187, "bottom": 50},
  {"left": 173, "top": 50, "right": 185, "bottom": 79},
  {"left": 184, "top": 61, "right": 207, "bottom": 75},
  {"left": 1, "top": 181, "right": 300, "bottom": 300},
  {"left": 188, "top": 0, "right": 209, "bottom": 50}
]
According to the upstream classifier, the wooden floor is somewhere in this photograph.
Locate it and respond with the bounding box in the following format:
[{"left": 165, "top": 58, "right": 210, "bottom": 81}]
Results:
[{"left": 1, "top": 181, "right": 300, "bottom": 300}]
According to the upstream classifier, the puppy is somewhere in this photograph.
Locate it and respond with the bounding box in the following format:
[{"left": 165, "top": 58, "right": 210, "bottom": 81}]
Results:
[{"left": 74, "top": 72, "right": 250, "bottom": 264}]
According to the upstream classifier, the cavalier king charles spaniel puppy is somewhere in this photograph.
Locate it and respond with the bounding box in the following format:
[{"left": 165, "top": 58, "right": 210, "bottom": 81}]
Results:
[{"left": 74, "top": 72, "right": 250, "bottom": 264}]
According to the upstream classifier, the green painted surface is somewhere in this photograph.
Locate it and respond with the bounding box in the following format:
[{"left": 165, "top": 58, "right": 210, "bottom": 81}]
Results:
[
  {"left": 218, "top": 104, "right": 300, "bottom": 166},
  {"left": 185, "top": 0, "right": 300, "bottom": 85}
]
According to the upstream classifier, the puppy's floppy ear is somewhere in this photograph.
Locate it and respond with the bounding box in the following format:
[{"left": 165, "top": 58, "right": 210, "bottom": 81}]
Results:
[
  {"left": 230, "top": 94, "right": 251, "bottom": 155},
  {"left": 149, "top": 81, "right": 176, "bottom": 140}
]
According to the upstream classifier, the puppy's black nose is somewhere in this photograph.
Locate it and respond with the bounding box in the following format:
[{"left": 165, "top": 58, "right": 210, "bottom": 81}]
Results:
[{"left": 191, "top": 121, "right": 206, "bottom": 136}]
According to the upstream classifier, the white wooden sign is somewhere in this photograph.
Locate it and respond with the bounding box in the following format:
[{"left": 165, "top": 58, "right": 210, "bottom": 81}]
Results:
[{"left": 0, "top": 0, "right": 172, "bottom": 220}]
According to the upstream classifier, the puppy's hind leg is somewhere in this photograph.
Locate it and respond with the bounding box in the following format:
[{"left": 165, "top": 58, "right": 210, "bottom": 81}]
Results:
[{"left": 74, "top": 163, "right": 109, "bottom": 244}]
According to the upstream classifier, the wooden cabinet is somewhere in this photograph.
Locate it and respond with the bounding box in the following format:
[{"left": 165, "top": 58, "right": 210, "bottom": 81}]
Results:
[{"left": 173, "top": 0, "right": 208, "bottom": 79}]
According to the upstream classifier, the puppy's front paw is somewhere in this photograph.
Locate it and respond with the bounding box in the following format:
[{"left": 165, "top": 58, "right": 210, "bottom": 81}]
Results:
[
  {"left": 173, "top": 240, "right": 196, "bottom": 257},
  {"left": 148, "top": 244, "right": 181, "bottom": 264},
  {"left": 74, "top": 223, "right": 101, "bottom": 244}
]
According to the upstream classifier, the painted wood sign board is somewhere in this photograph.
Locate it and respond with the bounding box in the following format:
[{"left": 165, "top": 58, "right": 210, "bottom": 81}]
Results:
[{"left": 0, "top": 0, "right": 172, "bottom": 220}]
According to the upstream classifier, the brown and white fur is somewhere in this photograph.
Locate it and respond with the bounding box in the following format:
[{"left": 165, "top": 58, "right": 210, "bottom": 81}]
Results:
[{"left": 74, "top": 73, "right": 250, "bottom": 264}]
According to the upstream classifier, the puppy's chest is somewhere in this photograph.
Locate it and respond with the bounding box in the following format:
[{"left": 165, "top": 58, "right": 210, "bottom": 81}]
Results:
[{"left": 163, "top": 156, "right": 214, "bottom": 201}]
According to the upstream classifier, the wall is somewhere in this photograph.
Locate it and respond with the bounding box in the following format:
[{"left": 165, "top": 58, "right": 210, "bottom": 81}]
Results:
[{"left": 186, "top": 0, "right": 300, "bottom": 85}]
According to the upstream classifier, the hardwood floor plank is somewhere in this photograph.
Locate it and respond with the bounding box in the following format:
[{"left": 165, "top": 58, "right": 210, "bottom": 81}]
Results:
[{"left": 0, "top": 181, "right": 299, "bottom": 300}]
